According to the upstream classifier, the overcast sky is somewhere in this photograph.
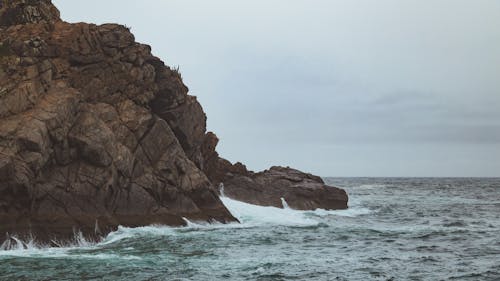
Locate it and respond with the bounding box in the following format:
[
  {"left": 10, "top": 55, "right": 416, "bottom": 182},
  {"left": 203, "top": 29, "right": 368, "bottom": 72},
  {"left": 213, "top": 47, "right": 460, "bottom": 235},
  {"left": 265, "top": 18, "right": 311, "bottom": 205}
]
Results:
[{"left": 53, "top": 0, "right": 500, "bottom": 177}]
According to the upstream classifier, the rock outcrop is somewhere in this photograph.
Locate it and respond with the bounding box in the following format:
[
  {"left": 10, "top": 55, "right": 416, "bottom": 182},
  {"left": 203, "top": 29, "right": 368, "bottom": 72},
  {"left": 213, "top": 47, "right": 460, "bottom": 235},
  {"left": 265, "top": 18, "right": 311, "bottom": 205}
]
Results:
[
  {"left": 201, "top": 134, "right": 348, "bottom": 210},
  {"left": 0, "top": 0, "right": 235, "bottom": 244},
  {"left": 224, "top": 166, "right": 348, "bottom": 210},
  {"left": 213, "top": 160, "right": 348, "bottom": 210},
  {"left": 0, "top": 0, "right": 348, "bottom": 245}
]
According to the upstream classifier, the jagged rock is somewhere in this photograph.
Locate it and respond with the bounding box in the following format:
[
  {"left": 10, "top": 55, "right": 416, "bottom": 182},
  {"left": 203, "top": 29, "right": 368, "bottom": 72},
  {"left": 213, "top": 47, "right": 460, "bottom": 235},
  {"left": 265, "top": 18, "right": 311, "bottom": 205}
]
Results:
[
  {"left": 0, "top": 0, "right": 348, "bottom": 245},
  {"left": 220, "top": 166, "right": 348, "bottom": 210},
  {"left": 0, "top": 0, "right": 61, "bottom": 27},
  {"left": 0, "top": 0, "right": 235, "bottom": 244},
  {"left": 200, "top": 135, "right": 348, "bottom": 210}
]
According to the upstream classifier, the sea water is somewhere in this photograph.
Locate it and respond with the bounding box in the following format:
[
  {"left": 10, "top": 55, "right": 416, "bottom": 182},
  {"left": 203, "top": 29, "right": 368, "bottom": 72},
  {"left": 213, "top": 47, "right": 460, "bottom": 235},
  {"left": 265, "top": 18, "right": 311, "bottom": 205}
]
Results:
[{"left": 0, "top": 178, "right": 499, "bottom": 280}]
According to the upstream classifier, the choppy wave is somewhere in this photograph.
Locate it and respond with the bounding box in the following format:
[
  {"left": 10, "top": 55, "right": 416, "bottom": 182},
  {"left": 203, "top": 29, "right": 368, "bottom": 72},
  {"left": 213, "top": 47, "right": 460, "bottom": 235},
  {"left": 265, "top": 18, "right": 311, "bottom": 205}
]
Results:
[
  {"left": 220, "top": 195, "right": 372, "bottom": 227},
  {"left": 0, "top": 195, "right": 371, "bottom": 254},
  {"left": 1, "top": 178, "right": 499, "bottom": 281}
]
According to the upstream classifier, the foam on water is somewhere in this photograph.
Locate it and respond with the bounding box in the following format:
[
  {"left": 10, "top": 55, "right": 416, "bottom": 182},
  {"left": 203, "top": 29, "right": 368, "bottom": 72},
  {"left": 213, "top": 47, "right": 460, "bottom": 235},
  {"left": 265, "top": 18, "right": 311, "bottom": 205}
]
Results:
[
  {"left": 0, "top": 193, "right": 371, "bottom": 255},
  {"left": 2, "top": 178, "right": 498, "bottom": 280},
  {"left": 99, "top": 225, "right": 178, "bottom": 246},
  {"left": 0, "top": 230, "right": 96, "bottom": 252},
  {"left": 220, "top": 195, "right": 371, "bottom": 226},
  {"left": 280, "top": 197, "right": 290, "bottom": 209},
  {"left": 0, "top": 230, "right": 103, "bottom": 259},
  {"left": 220, "top": 196, "right": 318, "bottom": 226},
  {"left": 0, "top": 246, "right": 141, "bottom": 260}
]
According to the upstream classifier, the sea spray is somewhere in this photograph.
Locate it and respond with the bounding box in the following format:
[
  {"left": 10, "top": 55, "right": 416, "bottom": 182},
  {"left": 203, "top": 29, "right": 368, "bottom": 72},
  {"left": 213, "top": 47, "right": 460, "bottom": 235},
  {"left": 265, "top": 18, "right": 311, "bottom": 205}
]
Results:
[
  {"left": 0, "top": 178, "right": 498, "bottom": 280},
  {"left": 0, "top": 195, "right": 370, "bottom": 252},
  {"left": 219, "top": 183, "right": 225, "bottom": 197},
  {"left": 219, "top": 195, "right": 368, "bottom": 227},
  {"left": 281, "top": 197, "right": 290, "bottom": 209}
]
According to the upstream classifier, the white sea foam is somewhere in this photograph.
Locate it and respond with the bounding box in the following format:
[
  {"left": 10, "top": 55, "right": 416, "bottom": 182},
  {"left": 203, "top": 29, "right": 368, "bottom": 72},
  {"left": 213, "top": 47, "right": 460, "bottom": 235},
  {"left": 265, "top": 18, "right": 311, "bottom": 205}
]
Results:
[
  {"left": 281, "top": 197, "right": 290, "bottom": 209},
  {"left": 0, "top": 231, "right": 144, "bottom": 260},
  {"left": 0, "top": 230, "right": 95, "bottom": 252},
  {"left": 0, "top": 230, "right": 101, "bottom": 258},
  {"left": 0, "top": 245, "right": 141, "bottom": 260},
  {"left": 0, "top": 235, "right": 31, "bottom": 251},
  {"left": 220, "top": 196, "right": 318, "bottom": 227},
  {"left": 220, "top": 195, "right": 371, "bottom": 226},
  {"left": 219, "top": 183, "right": 225, "bottom": 197},
  {"left": 0, "top": 194, "right": 371, "bottom": 254},
  {"left": 99, "top": 225, "right": 177, "bottom": 246}
]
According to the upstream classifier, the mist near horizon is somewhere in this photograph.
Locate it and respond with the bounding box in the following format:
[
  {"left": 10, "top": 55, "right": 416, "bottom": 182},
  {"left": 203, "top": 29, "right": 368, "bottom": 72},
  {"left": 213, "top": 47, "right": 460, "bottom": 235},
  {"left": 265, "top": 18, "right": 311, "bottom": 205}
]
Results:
[{"left": 53, "top": 0, "right": 500, "bottom": 177}]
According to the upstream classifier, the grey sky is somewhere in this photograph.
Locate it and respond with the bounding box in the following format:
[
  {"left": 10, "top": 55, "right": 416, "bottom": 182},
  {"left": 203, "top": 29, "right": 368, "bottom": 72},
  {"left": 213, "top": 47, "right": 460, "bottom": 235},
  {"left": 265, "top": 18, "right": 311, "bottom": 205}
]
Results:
[{"left": 53, "top": 0, "right": 500, "bottom": 177}]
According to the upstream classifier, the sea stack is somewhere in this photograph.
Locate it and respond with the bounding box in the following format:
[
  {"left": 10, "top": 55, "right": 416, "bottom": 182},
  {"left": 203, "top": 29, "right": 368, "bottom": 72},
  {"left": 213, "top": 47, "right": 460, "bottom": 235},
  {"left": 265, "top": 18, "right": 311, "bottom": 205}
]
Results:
[{"left": 0, "top": 0, "right": 348, "bottom": 244}]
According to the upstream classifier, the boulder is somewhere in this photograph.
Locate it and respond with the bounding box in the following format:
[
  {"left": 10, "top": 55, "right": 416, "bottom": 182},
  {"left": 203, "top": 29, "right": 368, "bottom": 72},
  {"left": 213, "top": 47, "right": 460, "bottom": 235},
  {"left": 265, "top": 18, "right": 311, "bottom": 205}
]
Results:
[
  {"left": 200, "top": 133, "right": 348, "bottom": 210},
  {"left": 218, "top": 165, "right": 348, "bottom": 210}
]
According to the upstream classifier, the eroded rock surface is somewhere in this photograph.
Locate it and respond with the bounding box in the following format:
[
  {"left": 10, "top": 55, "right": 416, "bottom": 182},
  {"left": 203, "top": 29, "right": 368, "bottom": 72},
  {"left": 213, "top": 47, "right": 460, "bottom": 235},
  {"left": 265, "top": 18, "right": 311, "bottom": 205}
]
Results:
[
  {"left": 0, "top": 0, "right": 348, "bottom": 245},
  {"left": 200, "top": 133, "right": 348, "bottom": 210},
  {"left": 214, "top": 161, "right": 348, "bottom": 210},
  {"left": 0, "top": 0, "right": 234, "bottom": 244}
]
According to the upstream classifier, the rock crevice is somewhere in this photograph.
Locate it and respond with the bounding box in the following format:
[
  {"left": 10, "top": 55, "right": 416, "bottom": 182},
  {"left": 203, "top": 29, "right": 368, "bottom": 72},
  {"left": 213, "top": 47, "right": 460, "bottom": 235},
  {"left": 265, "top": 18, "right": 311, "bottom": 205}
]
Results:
[{"left": 0, "top": 0, "right": 348, "bottom": 244}]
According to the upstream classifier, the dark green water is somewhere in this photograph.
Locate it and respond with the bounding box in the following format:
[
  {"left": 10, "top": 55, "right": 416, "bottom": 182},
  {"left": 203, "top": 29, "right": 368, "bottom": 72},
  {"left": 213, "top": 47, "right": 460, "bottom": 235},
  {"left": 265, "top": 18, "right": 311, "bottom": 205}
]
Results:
[{"left": 1, "top": 178, "right": 499, "bottom": 280}]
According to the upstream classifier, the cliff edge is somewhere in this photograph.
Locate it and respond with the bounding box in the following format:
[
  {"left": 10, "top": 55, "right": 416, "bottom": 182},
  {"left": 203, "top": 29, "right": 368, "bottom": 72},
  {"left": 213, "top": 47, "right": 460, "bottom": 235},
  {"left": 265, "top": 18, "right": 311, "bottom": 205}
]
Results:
[{"left": 0, "top": 0, "right": 347, "bottom": 245}]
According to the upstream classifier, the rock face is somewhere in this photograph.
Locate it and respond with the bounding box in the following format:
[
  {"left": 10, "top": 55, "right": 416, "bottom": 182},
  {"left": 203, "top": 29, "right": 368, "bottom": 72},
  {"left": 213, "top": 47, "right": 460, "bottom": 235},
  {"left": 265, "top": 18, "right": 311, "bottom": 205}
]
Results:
[
  {"left": 0, "top": 0, "right": 60, "bottom": 27},
  {"left": 0, "top": 0, "right": 348, "bottom": 245},
  {"left": 201, "top": 134, "right": 348, "bottom": 210},
  {"left": 0, "top": 0, "right": 235, "bottom": 244},
  {"left": 216, "top": 162, "right": 348, "bottom": 210}
]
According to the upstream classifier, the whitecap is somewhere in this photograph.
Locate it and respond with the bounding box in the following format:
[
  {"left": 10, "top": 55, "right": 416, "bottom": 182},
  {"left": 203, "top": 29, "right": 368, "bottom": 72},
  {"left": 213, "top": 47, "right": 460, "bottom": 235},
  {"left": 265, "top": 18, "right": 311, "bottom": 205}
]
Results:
[
  {"left": 220, "top": 195, "right": 371, "bottom": 226},
  {"left": 281, "top": 197, "right": 290, "bottom": 209},
  {"left": 0, "top": 194, "right": 371, "bottom": 254},
  {"left": 220, "top": 196, "right": 319, "bottom": 227},
  {"left": 99, "top": 225, "right": 177, "bottom": 245}
]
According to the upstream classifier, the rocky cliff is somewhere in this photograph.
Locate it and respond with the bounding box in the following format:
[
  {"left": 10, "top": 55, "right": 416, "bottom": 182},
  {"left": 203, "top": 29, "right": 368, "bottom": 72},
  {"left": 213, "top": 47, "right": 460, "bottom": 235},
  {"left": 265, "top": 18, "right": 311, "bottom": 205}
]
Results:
[{"left": 0, "top": 0, "right": 347, "bottom": 245}]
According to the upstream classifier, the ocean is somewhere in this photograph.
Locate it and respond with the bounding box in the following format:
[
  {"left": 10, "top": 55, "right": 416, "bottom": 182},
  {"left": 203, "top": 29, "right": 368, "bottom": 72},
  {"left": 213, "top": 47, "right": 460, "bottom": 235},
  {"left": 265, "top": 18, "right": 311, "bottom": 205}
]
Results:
[{"left": 0, "top": 178, "right": 499, "bottom": 280}]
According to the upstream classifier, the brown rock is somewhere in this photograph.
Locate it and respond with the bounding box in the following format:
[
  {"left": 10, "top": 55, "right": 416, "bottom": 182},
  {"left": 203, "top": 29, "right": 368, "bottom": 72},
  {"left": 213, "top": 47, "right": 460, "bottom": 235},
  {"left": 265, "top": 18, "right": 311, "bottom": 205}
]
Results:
[
  {"left": 0, "top": 0, "right": 348, "bottom": 246},
  {"left": 221, "top": 166, "right": 348, "bottom": 210},
  {"left": 0, "top": 0, "right": 61, "bottom": 27},
  {"left": 0, "top": 155, "right": 13, "bottom": 180},
  {"left": 0, "top": 0, "right": 236, "bottom": 245},
  {"left": 201, "top": 136, "right": 348, "bottom": 211}
]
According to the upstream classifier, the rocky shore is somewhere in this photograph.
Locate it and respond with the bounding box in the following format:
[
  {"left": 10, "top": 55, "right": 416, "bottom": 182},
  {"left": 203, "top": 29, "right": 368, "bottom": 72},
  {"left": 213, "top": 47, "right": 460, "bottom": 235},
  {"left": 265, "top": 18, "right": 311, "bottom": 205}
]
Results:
[{"left": 0, "top": 0, "right": 347, "bottom": 245}]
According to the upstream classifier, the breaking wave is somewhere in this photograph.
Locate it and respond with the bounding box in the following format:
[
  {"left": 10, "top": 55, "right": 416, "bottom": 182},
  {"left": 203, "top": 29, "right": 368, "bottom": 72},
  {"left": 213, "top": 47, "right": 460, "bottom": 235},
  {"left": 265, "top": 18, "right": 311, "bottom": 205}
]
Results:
[
  {"left": 0, "top": 178, "right": 498, "bottom": 280},
  {"left": 0, "top": 194, "right": 370, "bottom": 255},
  {"left": 220, "top": 195, "right": 371, "bottom": 227}
]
